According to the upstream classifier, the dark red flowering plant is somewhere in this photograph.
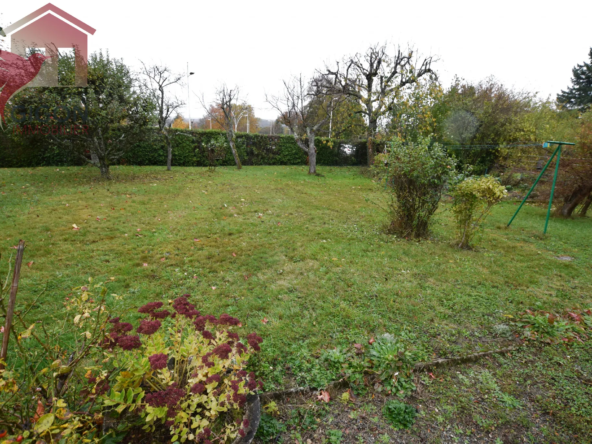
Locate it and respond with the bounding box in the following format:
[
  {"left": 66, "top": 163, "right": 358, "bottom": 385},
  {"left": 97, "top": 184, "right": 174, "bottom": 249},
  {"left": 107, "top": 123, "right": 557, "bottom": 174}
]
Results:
[{"left": 101, "top": 295, "right": 263, "bottom": 443}]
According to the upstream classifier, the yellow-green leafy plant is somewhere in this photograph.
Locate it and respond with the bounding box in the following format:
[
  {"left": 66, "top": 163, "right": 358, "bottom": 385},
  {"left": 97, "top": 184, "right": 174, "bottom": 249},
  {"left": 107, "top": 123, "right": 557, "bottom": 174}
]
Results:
[
  {"left": 0, "top": 279, "right": 115, "bottom": 443},
  {"left": 101, "top": 295, "right": 263, "bottom": 443},
  {"left": 451, "top": 176, "right": 507, "bottom": 248},
  {"left": 0, "top": 264, "right": 263, "bottom": 444}
]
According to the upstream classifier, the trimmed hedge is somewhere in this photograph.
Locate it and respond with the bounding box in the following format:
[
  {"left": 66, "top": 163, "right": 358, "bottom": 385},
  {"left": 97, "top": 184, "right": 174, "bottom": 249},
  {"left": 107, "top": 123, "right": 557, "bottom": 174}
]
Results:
[
  {"left": 0, "top": 129, "right": 375, "bottom": 168},
  {"left": 0, "top": 132, "right": 83, "bottom": 167}
]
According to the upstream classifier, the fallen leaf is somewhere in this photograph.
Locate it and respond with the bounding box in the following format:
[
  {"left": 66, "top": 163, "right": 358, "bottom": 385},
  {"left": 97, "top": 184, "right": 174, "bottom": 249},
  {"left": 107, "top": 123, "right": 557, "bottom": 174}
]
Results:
[
  {"left": 27, "top": 261, "right": 34, "bottom": 268},
  {"left": 143, "top": 263, "right": 148, "bottom": 267},
  {"left": 347, "top": 388, "right": 356, "bottom": 401},
  {"left": 353, "top": 343, "right": 363, "bottom": 350},
  {"left": 212, "top": 287, "right": 216, "bottom": 290},
  {"left": 194, "top": 239, "right": 200, "bottom": 242},
  {"left": 368, "top": 337, "right": 375, "bottom": 345},
  {"left": 33, "top": 399, "right": 45, "bottom": 422},
  {"left": 160, "top": 258, "right": 166, "bottom": 262},
  {"left": 262, "top": 318, "right": 269, "bottom": 324},
  {"left": 317, "top": 390, "right": 330, "bottom": 403},
  {"left": 72, "top": 224, "right": 80, "bottom": 231},
  {"left": 232, "top": 252, "right": 237, "bottom": 257}
]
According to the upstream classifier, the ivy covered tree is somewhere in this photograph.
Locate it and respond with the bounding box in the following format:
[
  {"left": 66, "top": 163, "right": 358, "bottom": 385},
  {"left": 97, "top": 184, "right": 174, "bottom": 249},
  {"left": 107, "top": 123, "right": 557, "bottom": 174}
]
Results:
[
  {"left": 558, "top": 48, "right": 592, "bottom": 112},
  {"left": 10, "top": 51, "right": 155, "bottom": 179}
]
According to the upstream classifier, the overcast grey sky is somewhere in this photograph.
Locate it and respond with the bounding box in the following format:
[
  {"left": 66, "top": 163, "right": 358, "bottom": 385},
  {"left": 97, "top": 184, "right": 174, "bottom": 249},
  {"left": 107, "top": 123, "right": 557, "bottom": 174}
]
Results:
[{"left": 1, "top": 0, "right": 591, "bottom": 120}]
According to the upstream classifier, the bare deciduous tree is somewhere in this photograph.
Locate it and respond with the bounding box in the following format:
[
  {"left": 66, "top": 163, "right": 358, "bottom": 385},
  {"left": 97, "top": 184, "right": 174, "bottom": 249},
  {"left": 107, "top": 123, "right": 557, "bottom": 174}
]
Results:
[
  {"left": 200, "top": 85, "right": 243, "bottom": 169},
  {"left": 267, "top": 75, "right": 336, "bottom": 175},
  {"left": 140, "top": 63, "right": 184, "bottom": 171},
  {"left": 322, "top": 43, "right": 436, "bottom": 164}
]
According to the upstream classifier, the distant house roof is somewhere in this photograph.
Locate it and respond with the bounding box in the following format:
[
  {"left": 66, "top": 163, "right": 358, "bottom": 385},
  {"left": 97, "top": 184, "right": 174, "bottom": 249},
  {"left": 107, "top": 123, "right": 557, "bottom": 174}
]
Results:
[{"left": 3, "top": 3, "right": 96, "bottom": 36}]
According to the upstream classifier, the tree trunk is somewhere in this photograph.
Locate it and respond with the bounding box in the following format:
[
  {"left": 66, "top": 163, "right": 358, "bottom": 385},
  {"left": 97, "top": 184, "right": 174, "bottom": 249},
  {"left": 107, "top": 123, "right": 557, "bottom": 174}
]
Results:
[
  {"left": 558, "top": 185, "right": 592, "bottom": 217},
  {"left": 99, "top": 160, "right": 111, "bottom": 180},
  {"left": 226, "top": 130, "right": 242, "bottom": 170},
  {"left": 294, "top": 137, "right": 311, "bottom": 173},
  {"left": 308, "top": 135, "right": 317, "bottom": 175},
  {"left": 367, "top": 138, "right": 374, "bottom": 167},
  {"left": 164, "top": 131, "right": 173, "bottom": 171},
  {"left": 579, "top": 193, "right": 592, "bottom": 217},
  {"left": 93, "top": 132, "right": 111, "bottom": 180},
  {"left": 367, "top": 118, "right": 378, "bottom": 166}
]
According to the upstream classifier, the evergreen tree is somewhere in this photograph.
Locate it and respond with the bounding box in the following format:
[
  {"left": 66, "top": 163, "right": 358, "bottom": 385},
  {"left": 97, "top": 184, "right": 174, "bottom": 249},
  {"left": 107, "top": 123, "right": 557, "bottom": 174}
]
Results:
[{"left": 558, "top": 48, "right": 592, "bottom": 112}]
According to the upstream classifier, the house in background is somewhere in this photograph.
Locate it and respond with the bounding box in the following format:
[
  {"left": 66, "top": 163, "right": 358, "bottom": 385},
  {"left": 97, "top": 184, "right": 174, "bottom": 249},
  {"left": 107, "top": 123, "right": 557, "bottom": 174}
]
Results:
[{"left": 3, "top": 3, "right": 96, "bottom": 87}]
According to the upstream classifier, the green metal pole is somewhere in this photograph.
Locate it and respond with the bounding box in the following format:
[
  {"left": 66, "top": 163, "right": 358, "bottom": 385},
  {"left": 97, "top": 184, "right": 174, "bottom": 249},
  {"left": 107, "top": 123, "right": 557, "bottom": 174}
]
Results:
[
  {"left": 507, "top": 145, "right": 560, "bottom": 227},
  {"left": 544, "top": 145, "right": 562, "bottom": 234}
]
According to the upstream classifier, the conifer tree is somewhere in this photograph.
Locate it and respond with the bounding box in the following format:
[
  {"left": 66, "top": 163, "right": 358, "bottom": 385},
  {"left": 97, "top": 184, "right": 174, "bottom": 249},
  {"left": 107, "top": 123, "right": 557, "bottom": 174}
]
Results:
[{"left": 558, "top": 48, "right": 592, "bottom": 112}]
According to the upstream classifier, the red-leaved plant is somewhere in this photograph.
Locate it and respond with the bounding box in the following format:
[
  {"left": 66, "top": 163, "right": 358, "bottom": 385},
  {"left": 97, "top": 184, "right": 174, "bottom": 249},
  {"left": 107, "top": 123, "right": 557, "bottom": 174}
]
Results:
[{"left": 101, "top": 295, "right": 263, "bottom": 443}]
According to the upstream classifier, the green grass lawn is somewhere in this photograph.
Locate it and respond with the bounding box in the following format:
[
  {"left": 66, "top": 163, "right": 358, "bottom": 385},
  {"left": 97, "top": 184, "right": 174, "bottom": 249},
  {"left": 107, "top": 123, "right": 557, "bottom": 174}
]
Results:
[{"left": 1, "top": 165, "right": 591, "bottom": 442}]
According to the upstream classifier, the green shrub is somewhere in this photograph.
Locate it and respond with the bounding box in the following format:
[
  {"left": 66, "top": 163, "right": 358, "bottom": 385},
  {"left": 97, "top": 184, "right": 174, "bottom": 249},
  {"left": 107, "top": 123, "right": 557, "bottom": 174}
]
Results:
[
  {"left": 382, "top": 400, "right": 417, "bottom": 430},
  {"left": 375, "top": 137, "right": 456, "bottom": 238},
  {"left": 450, "top": 175, "right": 507, "bottom": 248}
]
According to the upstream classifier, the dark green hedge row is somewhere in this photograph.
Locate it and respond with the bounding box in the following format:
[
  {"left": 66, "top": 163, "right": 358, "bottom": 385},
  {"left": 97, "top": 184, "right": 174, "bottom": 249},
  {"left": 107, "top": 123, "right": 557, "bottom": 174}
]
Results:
[
  {"left": 0, "top": 129, "right": 376, "bottom": 168},
  {"left": 0, "top": 131, "right": 82, "bottom": 167}
]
